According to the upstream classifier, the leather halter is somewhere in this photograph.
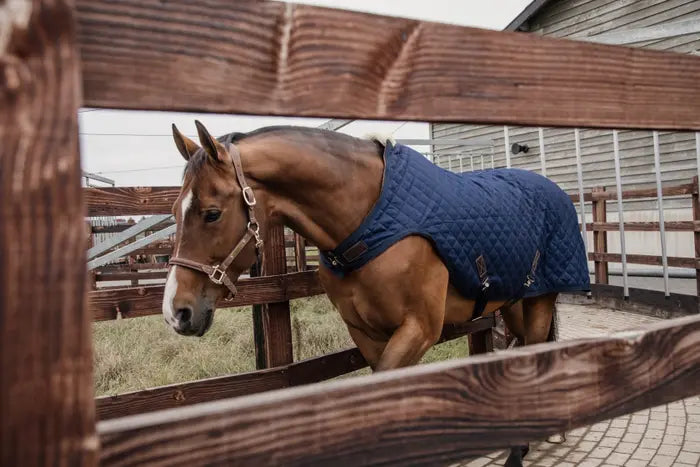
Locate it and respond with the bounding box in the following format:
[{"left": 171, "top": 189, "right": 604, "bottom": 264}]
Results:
[{"left": 168, "top": 139, "right": 263, "bottom": 297}]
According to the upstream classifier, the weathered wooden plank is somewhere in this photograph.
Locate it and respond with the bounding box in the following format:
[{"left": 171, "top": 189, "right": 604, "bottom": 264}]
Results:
[
  {"left": 95, "top": 271, "right": 168, "bottom": 282},
  {"left": 76, "top": 0, "right": 700, "bottom": 130},
  {"left": 96, "top": 262, "right": 169, "bottom": 272},
  {"left": 97, "top": 368, "right": 291, "bottom": 420},
  {"left": 0, "top": 1, "right": 97, "bottom": 464},
  {"left": 97, "top": 318, "right": 496, "bottom": 420},
  {"left": 587, "top": 221, "right": 699, "bottom": 232},
  {"left": 588, "top": 252, "right": 698, "bottom": 269},
  {"left": 98, "top": 315, "right": 700, "bottom": 466},
  {"left": 90, "top": 271, "right": 324, "bottom": 320},
  {"left": 259, "top": 225, "right": 294, "bottom": 367},
  {"left": 85, "top": 187, "right": 178, "bottom": 216},
  {"left": 590, "top": 182, "right": 697, "bottom": 201}
]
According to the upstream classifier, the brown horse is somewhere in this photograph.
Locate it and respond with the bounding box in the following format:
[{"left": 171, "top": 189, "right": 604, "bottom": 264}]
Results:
[{"left": 162, "top": 121, "right": 564, "bottom": 466}]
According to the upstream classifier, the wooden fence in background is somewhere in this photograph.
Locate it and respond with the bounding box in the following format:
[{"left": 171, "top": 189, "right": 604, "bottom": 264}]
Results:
[{"left": 2, "top": 0, "right": 699, "bottom": 465}]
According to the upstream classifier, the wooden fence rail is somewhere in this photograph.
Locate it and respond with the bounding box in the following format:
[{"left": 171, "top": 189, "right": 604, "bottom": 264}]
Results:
[
  {"left": 98, "top": 314, "right": 700, "bottom": 466},
  {"left": 90, "top": 271, "right": 324, "bottom": 320},
  {"left": 76, "top": 1, "right": 700, "bottom": 130},
  {"left": 97, "top": 316, "right": 496, "bottom": 420}
]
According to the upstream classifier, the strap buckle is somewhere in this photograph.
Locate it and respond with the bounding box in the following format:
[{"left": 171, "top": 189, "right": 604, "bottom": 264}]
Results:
[
  {"left": 326, "top": 251, "right": 344, "bottom": 267},
  {"left": 248, "top": 221, "right": 263, "bottom": 248},
  {"left": 242, "top": 187, "right": 256, "bottom": 206},
  {"left": 209, "top": 265, "right": 226, "bottom": 285}
]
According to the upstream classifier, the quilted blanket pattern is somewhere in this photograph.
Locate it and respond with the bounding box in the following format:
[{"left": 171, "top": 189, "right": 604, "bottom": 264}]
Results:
[{"left": 321, "top": 143, "right": 590, "bottom": 301}]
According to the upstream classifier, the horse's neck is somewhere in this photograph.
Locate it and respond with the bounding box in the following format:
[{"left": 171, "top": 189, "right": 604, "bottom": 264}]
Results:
[{"left": 240, "top": 135, "right": 383, "bottom": 251}]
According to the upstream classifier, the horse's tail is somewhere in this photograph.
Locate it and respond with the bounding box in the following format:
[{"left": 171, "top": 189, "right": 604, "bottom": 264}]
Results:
[{"left": 547, "top": 303, "right": 559, "bottom": 343}]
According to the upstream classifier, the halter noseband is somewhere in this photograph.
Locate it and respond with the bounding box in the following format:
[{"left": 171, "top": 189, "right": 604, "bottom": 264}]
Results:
[{"left": 168, "top": 138, "right": 263, "bottom": 298}]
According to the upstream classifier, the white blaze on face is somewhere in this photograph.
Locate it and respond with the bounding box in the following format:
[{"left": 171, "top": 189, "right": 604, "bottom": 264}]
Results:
[{"left": 163, "top": 189, "right": 193, "bottom": 324}]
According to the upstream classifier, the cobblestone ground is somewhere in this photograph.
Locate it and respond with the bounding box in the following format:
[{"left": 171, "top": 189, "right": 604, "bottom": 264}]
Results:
[{"left": 457, "top": 304, "right": 700, "bottom": 467}]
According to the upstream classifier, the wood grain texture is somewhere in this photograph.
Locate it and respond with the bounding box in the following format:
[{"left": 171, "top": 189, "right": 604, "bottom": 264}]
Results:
[
  {"left": 587, "top": 221, "right": 699, "bottom": 232},
  {"left": 98, "top": 315, "right": 700, "bottom": 466},
  {"left": 94, "top": 271, "right": 168, "bottom": 282},
  {"left": 97, "top": 318, "right": 495, "bottom": 420},
  {"left": 259, "top": 225, "right": 294, "bottom": 367},
  {"left": 588, "top": 252, "right": 698, "bottom": 269},
  {"left": 76, "top": 0, "right": 700, "bottom": 130},
  {"left": 97, "top": 368, "right": 291, "bottom": 420},
  {"left": 589, "top": 182, "right": 697, "bottom": 201},
  {"left": 85, "top": 187, "right": 178, "bottom": 216},
  {"left": 561, "top": 284, "right": 699, "bottom": 319},
  {"left": 0, "top": 0, "right": 97, "bottom": 464},
  {"left": 97, "top": 262, "right": 169, "bottom": 272},
  {"left": 294, "top": 234, "right": 307, "bottom": 272},
  {"left": 90, "top": 271, "right": 324, "bottom": 320}
]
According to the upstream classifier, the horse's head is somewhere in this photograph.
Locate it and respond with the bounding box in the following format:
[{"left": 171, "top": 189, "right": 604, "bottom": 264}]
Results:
[{"left": 163, "top": 121, "right": 263, "bottom": 336}]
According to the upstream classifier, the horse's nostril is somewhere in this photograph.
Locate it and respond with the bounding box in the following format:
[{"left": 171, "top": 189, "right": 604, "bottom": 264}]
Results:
[{"left": 175, "top": 307, "right": 192, "bottom": 324}]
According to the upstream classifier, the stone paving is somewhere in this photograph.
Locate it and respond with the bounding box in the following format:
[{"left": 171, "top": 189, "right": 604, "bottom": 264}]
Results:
[{"left": 458, "top": 304, "right": 700, "bottom": 467}]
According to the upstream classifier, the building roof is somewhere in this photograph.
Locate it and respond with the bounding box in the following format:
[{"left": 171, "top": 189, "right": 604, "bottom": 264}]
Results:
[{"left": 504, "top": 0, "right": 553, "bottom": 31}]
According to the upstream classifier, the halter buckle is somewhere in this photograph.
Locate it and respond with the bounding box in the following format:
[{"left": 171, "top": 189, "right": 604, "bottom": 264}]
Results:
[
  {"left": 248, "top": 221, "right": 263, "bottom": 248},
  {"left": 209, "top": 266, "right": 226, "bottom": 285},
  {"left": 242, "top": 187, "right": 256, "bottom": 206}
]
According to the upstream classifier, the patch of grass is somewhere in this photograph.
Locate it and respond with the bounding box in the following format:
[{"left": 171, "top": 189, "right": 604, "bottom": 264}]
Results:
[{"left": 93, "top": 295, "right": 470, "bottom": 396}]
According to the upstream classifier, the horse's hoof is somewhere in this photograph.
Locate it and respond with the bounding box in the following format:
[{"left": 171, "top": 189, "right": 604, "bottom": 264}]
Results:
[
  {"left": 503, "top": 453, "right": 522, "bottom": 467},
  {"left": 547, "top": 432, "right": 566, "bottom": 444},
  {"left": 504, "top": 445, "right": 529, "bottom": 467}
]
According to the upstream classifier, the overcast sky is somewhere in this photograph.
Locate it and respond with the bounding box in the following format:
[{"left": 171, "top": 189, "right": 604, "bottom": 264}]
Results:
[{"left": 80, "top": 1, "right": 531, "bottom": 186}]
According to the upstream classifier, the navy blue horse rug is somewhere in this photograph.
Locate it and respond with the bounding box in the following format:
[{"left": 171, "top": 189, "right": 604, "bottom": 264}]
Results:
[{"left": 321, "top": 141, "right": 590, "bottom": 314}]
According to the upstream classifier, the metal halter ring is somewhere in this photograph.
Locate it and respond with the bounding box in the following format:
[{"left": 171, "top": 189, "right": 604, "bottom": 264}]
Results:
[
  {"left": 242, "top": 187, "right": 256, "bottom": 206},
  {"left": 209, "top": 266, "right": 226, "bottom": 284}
]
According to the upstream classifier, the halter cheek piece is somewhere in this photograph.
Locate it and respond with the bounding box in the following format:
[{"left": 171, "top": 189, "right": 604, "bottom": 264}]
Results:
[{"left": 168, "top": 139, "right": 263, "bottom": 298}]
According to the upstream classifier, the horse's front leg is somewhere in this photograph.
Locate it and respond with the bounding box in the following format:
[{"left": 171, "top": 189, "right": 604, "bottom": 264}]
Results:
[{"left": 374, "top": 315, "right": 442, "bottom": 371}]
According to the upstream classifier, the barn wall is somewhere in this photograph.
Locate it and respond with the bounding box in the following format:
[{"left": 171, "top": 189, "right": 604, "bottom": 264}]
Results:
[{"left": 431, "top": 0, "right": 700, "bottom": 197}]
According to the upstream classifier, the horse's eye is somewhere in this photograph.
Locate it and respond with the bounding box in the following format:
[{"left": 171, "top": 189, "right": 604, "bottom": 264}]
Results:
[{"left": 204, "top": 210, "right": 221, "bottom": 223}]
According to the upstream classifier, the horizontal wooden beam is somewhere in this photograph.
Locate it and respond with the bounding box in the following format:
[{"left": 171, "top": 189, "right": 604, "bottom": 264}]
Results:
[
  {"left": 85, "top": 187, "right": 178, "bottom": 216},
  {"left": 589, "top": 183, "right": 697, "bottom": 201},
  {"left": 98, "top": 314, "right": 700, "bottom": 465},
  {"left": 94, "top": 271, "right": 168, "bottom": 282},
  {"left": 85, "top": 181, "right": 696, "bottom": 221},
  {"left": 95, "top": 262, "right": 168, "bottom": 272},
  {"left": 586, "top": 221, "right": 699, "bottom": 232},
  {"left": 97, "top": 316, "right": 495, "bottom": 420},
  {"left": 90, "top": 271, "right": 324, "bottom": 320},
  {"left": 588, "top": 252, "right": 698, "bottom": 269},
  {"left": 76, "top": 1, "right": 700, "bottom": 130}
]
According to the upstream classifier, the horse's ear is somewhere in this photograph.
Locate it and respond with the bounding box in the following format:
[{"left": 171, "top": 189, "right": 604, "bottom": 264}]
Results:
[
  {"left": 172, "top": 124, "right": 200, "bottom": 161},
  {"left": 195, "top": 120, "right": 225, "bottom": 162}
]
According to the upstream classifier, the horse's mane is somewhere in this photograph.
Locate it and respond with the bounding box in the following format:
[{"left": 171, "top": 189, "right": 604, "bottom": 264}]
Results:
[{"left": 184, "top": 126, "right": 384, "bottom": 177}]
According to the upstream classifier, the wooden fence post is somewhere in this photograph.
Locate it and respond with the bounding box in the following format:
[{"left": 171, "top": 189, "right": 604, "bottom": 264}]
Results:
[
  {"left": 592, "top": 186, "right": 609, "bottom": 284},
  {"left": 0, "top": 1, "right": 97, "bottom": 464},
  {"left": 295, "top": 234, "right": 307, "bottom": 272},
  {"left": 692, "top": 176, "right": 700, "bottom": 297},
  {"left": 468, "top": 315, "right": 495, "bottom": 355},
  {"left": 258, "top": 225, "right": 294, "bottom": 367},
  {"left": 86, "top": 222, "right": 97, "bottom": 290}
]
